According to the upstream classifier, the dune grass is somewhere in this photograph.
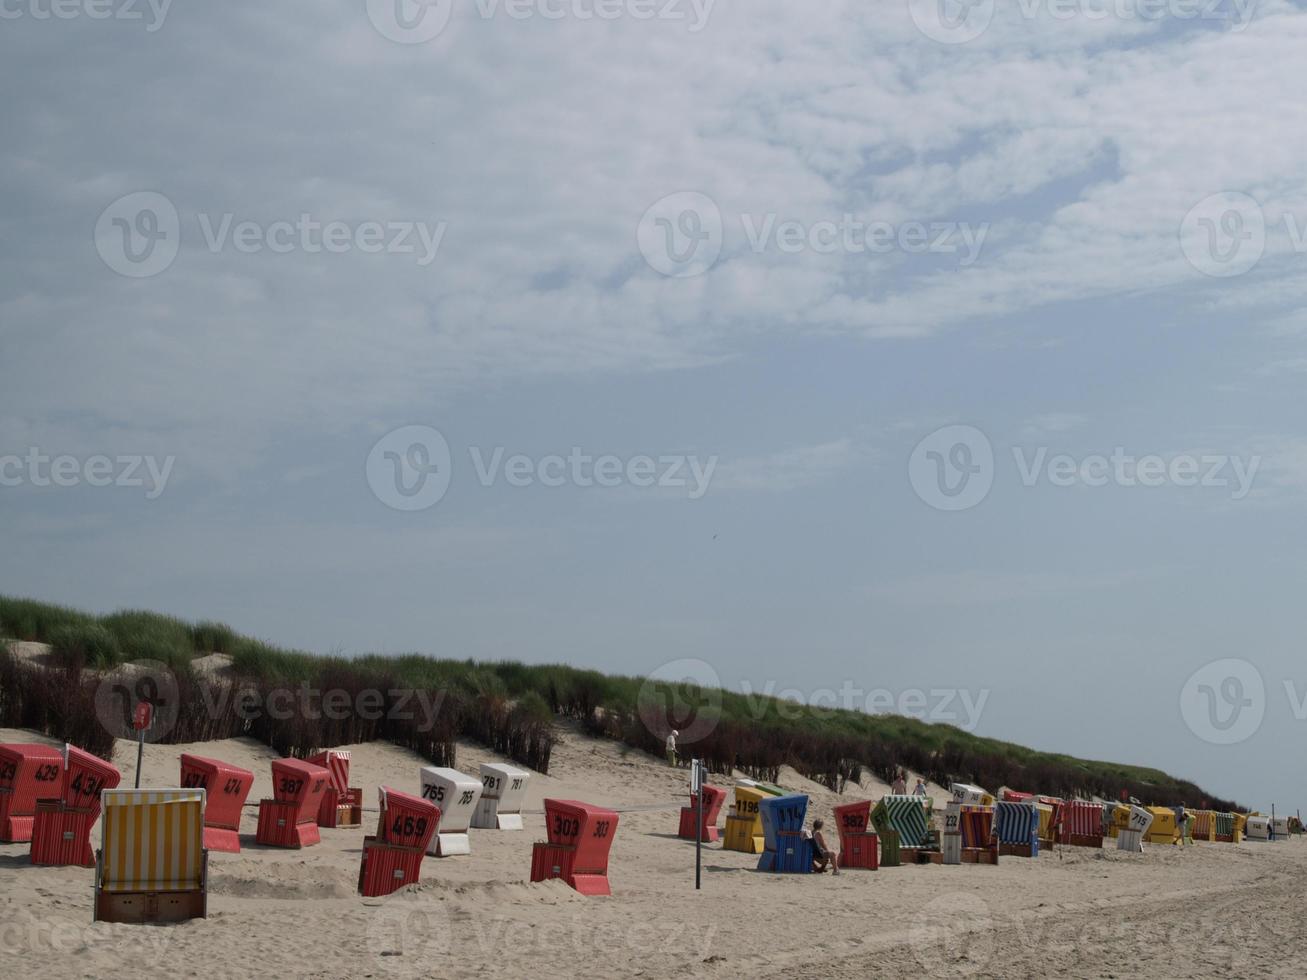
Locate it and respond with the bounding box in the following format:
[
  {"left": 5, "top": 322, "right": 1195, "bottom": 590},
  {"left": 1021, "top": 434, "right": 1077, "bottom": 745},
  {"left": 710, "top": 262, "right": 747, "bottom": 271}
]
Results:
[{"left": 0, "top": 595, "right": 1239, "bottom": 809}]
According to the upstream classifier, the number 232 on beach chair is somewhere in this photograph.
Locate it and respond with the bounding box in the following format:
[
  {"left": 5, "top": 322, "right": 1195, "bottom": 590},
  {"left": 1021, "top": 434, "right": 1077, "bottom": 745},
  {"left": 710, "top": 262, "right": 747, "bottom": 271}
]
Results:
[{"left": 94, "top": 788, "right": 208, "bottom": 924}]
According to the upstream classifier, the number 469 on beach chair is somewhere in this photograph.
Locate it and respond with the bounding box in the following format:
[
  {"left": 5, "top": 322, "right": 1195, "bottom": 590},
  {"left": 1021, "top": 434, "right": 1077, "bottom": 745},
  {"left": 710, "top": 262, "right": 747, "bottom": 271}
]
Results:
[{"left": 94, "top": 788, "right": 208, "bottom": 924}]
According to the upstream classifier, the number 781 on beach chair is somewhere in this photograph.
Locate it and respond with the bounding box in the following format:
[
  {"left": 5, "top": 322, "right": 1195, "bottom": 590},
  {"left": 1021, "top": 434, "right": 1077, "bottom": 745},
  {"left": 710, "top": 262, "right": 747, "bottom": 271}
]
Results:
[{"left": 94, "top": 788, "right": 208, "bottom": 923}]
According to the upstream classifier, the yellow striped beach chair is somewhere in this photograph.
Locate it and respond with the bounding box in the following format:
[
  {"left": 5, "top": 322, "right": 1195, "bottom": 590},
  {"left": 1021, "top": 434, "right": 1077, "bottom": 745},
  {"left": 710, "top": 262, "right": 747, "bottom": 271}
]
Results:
[{"left": 94, "top": 788, "right": 208, "bottom": 923}]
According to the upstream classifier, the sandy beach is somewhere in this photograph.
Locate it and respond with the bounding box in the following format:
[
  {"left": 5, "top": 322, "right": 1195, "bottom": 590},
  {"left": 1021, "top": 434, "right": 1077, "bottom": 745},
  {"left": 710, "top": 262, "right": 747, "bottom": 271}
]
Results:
[{"left": 2, "top": 723, "right": 1302, "bottom": 979}]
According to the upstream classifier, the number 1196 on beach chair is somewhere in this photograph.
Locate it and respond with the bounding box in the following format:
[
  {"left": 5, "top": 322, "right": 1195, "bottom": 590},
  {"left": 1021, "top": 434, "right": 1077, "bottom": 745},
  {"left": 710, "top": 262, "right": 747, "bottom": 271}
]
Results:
[{"left": 94, "top": 788, "right": 208, "bottom": 924}]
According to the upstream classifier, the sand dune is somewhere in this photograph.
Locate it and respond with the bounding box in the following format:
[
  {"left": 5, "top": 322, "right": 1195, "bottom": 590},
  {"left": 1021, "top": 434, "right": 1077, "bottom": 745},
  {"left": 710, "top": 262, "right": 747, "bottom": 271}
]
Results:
[{"left": 2, "top": 723, "right": 1303, "bottom": 978}]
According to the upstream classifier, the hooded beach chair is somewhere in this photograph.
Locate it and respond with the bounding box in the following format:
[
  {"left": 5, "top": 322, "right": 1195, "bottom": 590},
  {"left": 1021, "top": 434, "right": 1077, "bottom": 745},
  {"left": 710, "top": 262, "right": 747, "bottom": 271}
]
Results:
[
  {"left": 0, "top": 743, "right": 63, "bottom": 843},
  {"left": 94, "top": 788, "right": 208, "bottom": 923},
  {"left": 308, "top": 749, "right": 362, "bottom": 828},
  {"left": 255, "top": 758, "right": 331, "bottom": 848},
  {"left": 530, "top": 799, "right": 620, "bottom": 895},
  {"left": 723, "top": 783, "right": 768, "bottom": 854},
  {"left": 359, "top": 787, "right": 439, "bottom": 897},
  {"left": 678, "top": 783, "right": 726, "bottom": 843},
  {"left": 31, "top": 745, "right": 121, "bottom": 866},
  {"left": 471, "top": 763, "right": 529, "bottom": 830},
  {"left": 420, "top": 766, "right": 483, "bottom": 856},
  {"left": 180, "top": 753, "right": 254, "bottom": 853}
]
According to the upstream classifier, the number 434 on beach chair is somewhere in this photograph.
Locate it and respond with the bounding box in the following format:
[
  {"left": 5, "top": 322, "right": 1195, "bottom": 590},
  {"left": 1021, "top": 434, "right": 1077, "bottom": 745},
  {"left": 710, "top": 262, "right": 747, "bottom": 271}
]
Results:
[{"left": 94, "top": 788, "right": 208, "bottom": 924}]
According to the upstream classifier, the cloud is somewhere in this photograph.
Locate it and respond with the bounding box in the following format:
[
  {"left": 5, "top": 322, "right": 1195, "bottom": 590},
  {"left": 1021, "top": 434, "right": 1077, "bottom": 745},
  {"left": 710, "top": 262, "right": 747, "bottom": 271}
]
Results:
[
  {"left": 5, "top": 2, "right": 1307, "bottom": 483},
  {"left": 709, "top": 438, "right": 864, "bottom": 492}
]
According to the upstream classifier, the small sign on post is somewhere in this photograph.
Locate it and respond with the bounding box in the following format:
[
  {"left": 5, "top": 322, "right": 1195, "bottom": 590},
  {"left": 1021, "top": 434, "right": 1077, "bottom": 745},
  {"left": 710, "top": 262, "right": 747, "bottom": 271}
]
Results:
[{"left": 133, "top": 701, "right": 152, "bottom": 789}]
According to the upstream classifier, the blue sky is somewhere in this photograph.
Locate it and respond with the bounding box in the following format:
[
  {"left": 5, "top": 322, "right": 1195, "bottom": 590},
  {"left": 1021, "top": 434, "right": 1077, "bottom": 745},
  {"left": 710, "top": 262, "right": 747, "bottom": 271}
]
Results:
[{"left": 3, "top": 0, "right": 1307, "bottom": 810}]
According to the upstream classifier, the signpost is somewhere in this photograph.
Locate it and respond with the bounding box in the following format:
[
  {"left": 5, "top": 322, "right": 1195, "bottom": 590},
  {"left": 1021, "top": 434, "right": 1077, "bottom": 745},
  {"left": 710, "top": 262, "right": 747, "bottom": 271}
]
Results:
[
  {"left": 133, "top": 701, "right": 152, "bottom": 789},
  {"left": 691, "top": 759, "right": 704, "bottom": 891}
]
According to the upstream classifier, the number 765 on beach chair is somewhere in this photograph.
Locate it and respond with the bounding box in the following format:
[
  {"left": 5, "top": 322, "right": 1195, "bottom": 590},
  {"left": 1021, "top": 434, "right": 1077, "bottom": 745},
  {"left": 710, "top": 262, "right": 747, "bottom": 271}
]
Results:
[{"left": 94, "top": 788, "right": 208, "bottom": 924}]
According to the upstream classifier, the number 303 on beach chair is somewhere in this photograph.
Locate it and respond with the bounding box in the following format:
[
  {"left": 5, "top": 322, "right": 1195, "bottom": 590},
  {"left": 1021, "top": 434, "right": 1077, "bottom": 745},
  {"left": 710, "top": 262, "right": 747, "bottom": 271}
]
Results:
[{"left": 94, "top": 788, "right": 208, "bottom": 924}]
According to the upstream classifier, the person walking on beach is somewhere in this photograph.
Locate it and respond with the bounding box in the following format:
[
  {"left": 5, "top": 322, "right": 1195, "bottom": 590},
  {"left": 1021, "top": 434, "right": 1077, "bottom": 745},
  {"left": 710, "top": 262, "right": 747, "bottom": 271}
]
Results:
[
  {"left": 892, "top": 772, "right": 907, "bottom": 795},
  {"left": 1174, "top": 803, "right": 1187, "bottom": 846},
  {"left": 808, "top": 819, "right": 838, "bottom": 874},
  {"left": 913, "top": 778, "right": 927, "bottom": 797},
  {"left": 665, "top": 730, "right": 679, "bottom": 767}
]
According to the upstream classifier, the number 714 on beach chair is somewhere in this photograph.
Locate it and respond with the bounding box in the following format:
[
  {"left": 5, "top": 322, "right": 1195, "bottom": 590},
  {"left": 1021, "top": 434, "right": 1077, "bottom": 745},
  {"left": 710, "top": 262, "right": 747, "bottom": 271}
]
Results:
[{"left": 94, "top": 788, "right": 208, "bottom": 924}]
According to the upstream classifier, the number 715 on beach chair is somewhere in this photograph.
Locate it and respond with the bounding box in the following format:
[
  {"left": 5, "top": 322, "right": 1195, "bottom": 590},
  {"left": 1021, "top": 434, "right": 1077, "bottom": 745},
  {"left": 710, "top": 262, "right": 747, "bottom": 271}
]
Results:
[{"left": 94, "top": 788, "right": 208, "bottom": 924}]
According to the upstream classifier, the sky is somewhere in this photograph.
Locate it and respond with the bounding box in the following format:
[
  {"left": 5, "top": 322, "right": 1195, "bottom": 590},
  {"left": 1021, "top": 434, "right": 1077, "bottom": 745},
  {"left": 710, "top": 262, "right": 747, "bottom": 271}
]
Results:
[{"left": 3, "top": 0, "right": 1306, "bottom": 811}]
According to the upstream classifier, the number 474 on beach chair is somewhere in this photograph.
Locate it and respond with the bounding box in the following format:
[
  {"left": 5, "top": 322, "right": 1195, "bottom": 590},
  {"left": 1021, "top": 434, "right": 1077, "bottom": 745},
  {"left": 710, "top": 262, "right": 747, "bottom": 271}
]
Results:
[{"left": 94, "top": 789, "right": 208, "bottom": 924}]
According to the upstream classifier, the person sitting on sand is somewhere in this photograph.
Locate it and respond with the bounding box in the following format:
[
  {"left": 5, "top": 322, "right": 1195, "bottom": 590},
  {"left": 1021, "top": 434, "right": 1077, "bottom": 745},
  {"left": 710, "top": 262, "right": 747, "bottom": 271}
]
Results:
[
  {"left": 665, "top": 730, "right": 679, "bottom": 767},
  {"left": 808, "top": 819, "right": 838, "bottom": 874}
]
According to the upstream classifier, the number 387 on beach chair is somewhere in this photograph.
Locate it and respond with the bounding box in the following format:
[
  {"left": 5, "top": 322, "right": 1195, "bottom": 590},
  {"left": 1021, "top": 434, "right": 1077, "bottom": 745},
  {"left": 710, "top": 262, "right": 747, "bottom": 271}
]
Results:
[{"left": 94, "top": 788, "right": 208, "bottom": 924}]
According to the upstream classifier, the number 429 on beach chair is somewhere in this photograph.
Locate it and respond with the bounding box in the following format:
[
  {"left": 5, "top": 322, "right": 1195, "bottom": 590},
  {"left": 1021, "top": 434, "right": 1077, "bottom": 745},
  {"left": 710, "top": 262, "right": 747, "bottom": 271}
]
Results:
[{"left": 94, "top": 788, "right": 208, "bottom": 924}]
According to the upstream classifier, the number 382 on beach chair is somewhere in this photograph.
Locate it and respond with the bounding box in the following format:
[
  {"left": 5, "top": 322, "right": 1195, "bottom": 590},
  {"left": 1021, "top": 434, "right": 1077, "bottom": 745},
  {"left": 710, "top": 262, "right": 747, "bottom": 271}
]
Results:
[{"left": 94, "top": 788, "right": 208, "bottom": 924}]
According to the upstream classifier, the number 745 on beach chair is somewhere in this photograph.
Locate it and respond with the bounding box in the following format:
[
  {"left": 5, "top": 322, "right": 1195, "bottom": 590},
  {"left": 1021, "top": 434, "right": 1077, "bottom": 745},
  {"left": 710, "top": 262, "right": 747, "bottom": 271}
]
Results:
[{"left": 94, "top": 788, "right": 208, "bottom": 924}]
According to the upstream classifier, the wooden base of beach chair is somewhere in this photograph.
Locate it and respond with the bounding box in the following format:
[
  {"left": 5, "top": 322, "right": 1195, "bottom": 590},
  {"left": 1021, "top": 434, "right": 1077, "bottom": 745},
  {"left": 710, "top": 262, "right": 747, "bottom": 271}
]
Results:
[
  {"left": 94, "top": 850, "right": 208, "bottom": 923},
  {"left": 998, "top": 842, "right": 1037, "bottom": 857},
  {"left": 319, "top": 788, "right": 364, "bottom": 828},
  {"left": 95, "top": 886, "right": 207, "bottom": 924},
  {"left": 1063, "top": 832, "right": 1103, "bottom": 849},
  {"left": 961, "top": 847, "right": 999, "bottom": 864}
]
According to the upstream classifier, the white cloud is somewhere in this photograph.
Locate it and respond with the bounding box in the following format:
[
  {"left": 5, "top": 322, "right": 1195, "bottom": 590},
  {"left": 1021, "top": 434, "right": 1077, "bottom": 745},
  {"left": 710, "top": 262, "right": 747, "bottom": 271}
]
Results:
[{"left": 710, "top": 438, "right": 864, "bottom": 492}]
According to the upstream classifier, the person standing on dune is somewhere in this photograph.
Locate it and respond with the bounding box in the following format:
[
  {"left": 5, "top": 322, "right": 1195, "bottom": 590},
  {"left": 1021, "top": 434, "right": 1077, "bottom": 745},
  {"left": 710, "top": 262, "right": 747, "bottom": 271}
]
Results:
[{"left": 666, "top": 730, "right": 679, "bottom": 767}]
